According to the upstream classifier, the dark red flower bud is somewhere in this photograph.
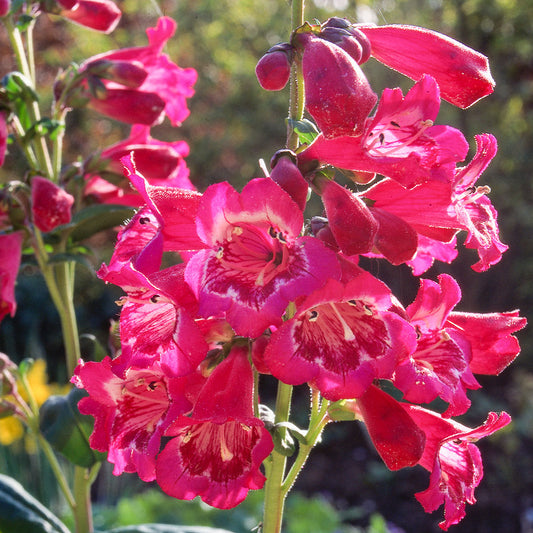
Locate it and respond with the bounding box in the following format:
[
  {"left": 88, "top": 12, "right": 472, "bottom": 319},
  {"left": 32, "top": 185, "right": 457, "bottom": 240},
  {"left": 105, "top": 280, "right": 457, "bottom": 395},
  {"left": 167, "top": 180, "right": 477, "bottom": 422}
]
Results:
[
  {"left": 83, "top": 59, "right": 148, "bottom": 88},
  {"left": 255, "top": 43, "right": 293, "bottom": 91},
  {"left": 315, "top": 176, "right": 378, "bottom": 256},
  {"left": 301, "top": 34, "right": 377, "bottom": 138},
  {"left": 269, "top": 150, "right": 308, "bottom": 211},
  {"left": 310, "top": 216, "right": 339, "bottom": 251},
  {"left": 31, "top": 176, "right": 74, "bottom": 232},
  {"left": 321, "top": 17, "right": 372, "bottom": 64},
  {"left": 0, "top": 0, "right": 10, "bottom": 17}
]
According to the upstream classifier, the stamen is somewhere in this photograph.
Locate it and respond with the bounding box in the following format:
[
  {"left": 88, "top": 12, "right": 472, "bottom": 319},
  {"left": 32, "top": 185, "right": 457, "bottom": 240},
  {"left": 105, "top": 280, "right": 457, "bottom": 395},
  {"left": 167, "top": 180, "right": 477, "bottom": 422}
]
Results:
[{"left": 329, "top": 303, "right": 355, "bottom": 341}]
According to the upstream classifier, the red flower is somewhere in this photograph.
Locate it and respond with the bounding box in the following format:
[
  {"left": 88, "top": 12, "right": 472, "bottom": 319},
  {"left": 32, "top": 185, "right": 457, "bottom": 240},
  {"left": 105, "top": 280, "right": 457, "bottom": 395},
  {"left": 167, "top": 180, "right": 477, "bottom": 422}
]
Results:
[
  {"left": 52, "top": 0, "right": 121, "bottom": 33},
  {"left": 0, "top": 111, "right": 7, "bottom": 167},
  {"left": 264, "top": 268, "right": 416, "bottom": 400},
  {"left": 0, "top": 232, "right": 23, "bottom": 323},
  {"left": 81, "top": 17, "right": 197, "bottom": 126},
  {"left": 184, "top": 178, "right": 340, "bottom": 337},
  {"left": 156, "top": 345, "right": 273, "bottom": 509},
  {"left": 31, "top": 176, "right": 74, "bottom": 232},
  {"left": 72, "top": 356, "right": 201, "bottom": 480},
  {"left": 405, "top": 406, "right": 511, "bottom": 530},
  {"left": 300, "top": 76, "right": 469, "bottom": 188},
  {"left": 85, "top": 125, "right": 193, "bottom": 206},
  {"left": 357, "top": 24, "right": 495, "bottom": 109}
]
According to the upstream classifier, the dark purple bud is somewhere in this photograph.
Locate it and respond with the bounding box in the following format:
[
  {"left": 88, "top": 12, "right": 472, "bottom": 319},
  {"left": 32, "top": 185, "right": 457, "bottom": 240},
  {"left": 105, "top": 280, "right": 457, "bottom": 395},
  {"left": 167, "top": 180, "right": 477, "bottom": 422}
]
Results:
[
  {"left": 255, "top": 43, "right": 294, "bottom": 91},
  {"left": 270, "top": 150, "right": 308, "bottom": 211}
]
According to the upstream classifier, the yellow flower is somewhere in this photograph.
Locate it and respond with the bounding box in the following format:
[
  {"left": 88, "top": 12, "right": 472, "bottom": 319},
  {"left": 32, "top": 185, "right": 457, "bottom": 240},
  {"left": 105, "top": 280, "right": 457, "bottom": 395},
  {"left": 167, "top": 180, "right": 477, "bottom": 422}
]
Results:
[{"left": 0, "top": 359, "right": 70, "bottom": 447}]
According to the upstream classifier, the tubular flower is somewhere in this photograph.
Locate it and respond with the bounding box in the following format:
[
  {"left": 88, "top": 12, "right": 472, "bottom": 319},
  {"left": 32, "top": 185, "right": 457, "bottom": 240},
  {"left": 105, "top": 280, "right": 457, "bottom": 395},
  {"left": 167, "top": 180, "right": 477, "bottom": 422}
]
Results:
[
  {"left": 404, "top": 406, "right": 511, "bottom": 530},
  {"left": 300, "top": 76, "right": 469, "bottom": 188},
  {"left": 81, "top": 17, "right": 197, "bottom": 126},
  {"left": 72, "top": 356, "right": 202, "bottom": 481},
  {"left": 264, "top": 269, "right": 417, "bottom": 400},
  {"left": 451, "top": 133, "right": 507, "bottom": 272},
  {"left": 156, "top": 345, "right": 274, "bottom": 509},
  {"left": 0, "top": 232, "right": 23, "bottom": 323},
  {"left": 85, "top": 125, "right": 193, "bottom": 206},
  {"left": 300, "top": 33, "right": 377, "bottom": 138},
  {"left": 43, "top": 0, "right": 121, "bottom": 33},
  {"left": 394, "top": 274, "right": 526, "bottom": 417},
  {"left": 31, "top": 176, "right": 74, "bottom": 232},
  {"left": 184, "top": 178, "right": 340, "bottom": 338},
  {"left": 356, "top": 23, "right": 495, "bottom": 109}
]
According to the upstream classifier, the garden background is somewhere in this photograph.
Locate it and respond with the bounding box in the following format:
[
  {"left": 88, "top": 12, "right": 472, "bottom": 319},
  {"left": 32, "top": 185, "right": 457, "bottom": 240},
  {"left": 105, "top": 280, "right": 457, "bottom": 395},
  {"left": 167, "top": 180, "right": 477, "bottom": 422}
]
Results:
[{"left": 1, "top": 0, "right": 532, "bottom": 531}]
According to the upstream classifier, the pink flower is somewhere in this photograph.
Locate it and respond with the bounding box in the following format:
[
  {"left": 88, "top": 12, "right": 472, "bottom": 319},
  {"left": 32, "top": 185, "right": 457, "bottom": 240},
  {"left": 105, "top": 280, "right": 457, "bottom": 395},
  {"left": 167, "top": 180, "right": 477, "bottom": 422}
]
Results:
[
  {"left": 264, "top": 268, "right": 416, "bottom": 400},
  {"left": 107, "top": 264, "right": 209, "bottom": 378},
  {"left": 393, "top": 274, "right": 526, "bottom": 416},
  {"left": 451, "top": 133, "right": 507, "bottom": 271},
  {"left": 300, "top": 76, "right": 469, "bottom": 188},
  {"left": 357, "top": 24, "right": 495, "bottom": 109},
  {"left": 356, "top": 384, "right": 426, "bottom": 470},
  {"left": 0, "top": 111, "right": 7, "bottom": 166},
  {"left": 31, "top": 176, "right": 74, "bottom": 232},
  {"left": 156, "top": 345, "right": 274, "bottom": 509},
  {"left": 405, "top": 406, "right": 511, "bottom": 530},
  {"left": 300, "top": 34, "right": 377, "bottom": 138},
  {"left": 393, "top": 275, "right": 481, "bottom": 417},
  {"left": 72, "top": 356, "right": 201, "bottom": 480},
  {"left": 0, "top": 232, "right": 23, "bottom": 323},
  {"left": 82, "top": 17, "right": 197, "bottom": 126},
  {"left": 184, "top": 178, "right": 340, "bottom": 337},
  {"left": 53, "top": 0, "right": 121, "bottom": 33},
  {"left": 85, "top": 125, "right": 193, "bottom": 206}
]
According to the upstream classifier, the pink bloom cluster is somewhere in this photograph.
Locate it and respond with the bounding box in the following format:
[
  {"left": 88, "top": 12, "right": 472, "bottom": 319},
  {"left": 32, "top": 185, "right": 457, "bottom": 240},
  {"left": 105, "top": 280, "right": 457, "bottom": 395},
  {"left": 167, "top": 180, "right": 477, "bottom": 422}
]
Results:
[{"left": 70, "top": 16, "right": 526, "bottom": 530}]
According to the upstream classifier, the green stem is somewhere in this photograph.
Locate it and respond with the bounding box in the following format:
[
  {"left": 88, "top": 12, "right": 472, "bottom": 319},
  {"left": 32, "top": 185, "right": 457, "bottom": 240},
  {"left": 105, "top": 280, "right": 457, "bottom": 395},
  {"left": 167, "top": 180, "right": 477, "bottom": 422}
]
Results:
[
  {"left": 287, "top": 0, "right": 306, "bottom": 151},
  {"left": 73, "top": 466, "right": 93, "bottom": 533},
  {"left": 262, "top": 381, "right": 293, "bottom": 533},
  {"left": 281, "top": 396, "right": 329, "bottom": 495}
]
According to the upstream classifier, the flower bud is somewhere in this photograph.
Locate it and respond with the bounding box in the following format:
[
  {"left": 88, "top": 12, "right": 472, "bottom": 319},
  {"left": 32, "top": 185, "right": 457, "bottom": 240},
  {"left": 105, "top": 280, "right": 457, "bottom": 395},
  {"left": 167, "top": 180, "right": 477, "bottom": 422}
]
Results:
[
  {"left": 0, "top": 0, "right": 10, "bottom": 17},
  {"left": 83, "top": 59, "right": 148, "bottom": 88},
  {"left": 301, "top": 34, "right": 377, "bottom": 138},
  {"left": 31, "top": 176, "right": 74, "bottom": 232},
  {"left": 321, "top": 18, "right": 372, "bottom": 64},
  {"left": 269, "top": 150, "right": 308, "bottom": 211},
  {"left": 310, "top": 216, "right": 339, "bottom": 251},
  {"left": 255, "top": 43, "right": 293, "bottom": 91},
  {"left": 314, "top": 176, "right": 378, "bottom": 256}
]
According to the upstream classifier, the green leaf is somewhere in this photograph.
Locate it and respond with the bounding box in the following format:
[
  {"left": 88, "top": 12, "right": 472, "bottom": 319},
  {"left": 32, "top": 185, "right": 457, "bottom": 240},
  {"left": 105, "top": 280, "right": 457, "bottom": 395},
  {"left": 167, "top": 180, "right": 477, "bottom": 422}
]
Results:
[
  {"left": 287, "top": 118, "right": 319, "bottom": 146},
  {"left": 39, "top": 388, "right": 106, "bottom": 468},
  {"left": 103, "top": 526, "right": 237, "bottom": 533},
  {"left": 25, "top": 118, "right": 65, "bottom": 142},
  {"left": 15, "top": 14, "right": 35, "bottom": 32},
  {"left": 68, "top": 204, "right": 135, "bottom": 242},
  {"left": 327, "top": 400, "right": 357, "bottom": 422},
  {"left": 0, "top": 474, "right": 71, "bottom": 533}
]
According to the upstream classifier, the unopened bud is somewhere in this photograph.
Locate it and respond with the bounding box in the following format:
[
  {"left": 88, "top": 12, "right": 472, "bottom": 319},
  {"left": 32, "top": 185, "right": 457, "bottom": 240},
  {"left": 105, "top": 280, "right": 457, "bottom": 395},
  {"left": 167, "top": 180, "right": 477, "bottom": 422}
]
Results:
[
  {"left": 269, "top": 150, "right": 308, "bottom": 211},
  {"left": 83, "top": 59, "right": 148, "bottom": 88},
  {"left": 255, "top": 43, "right": 294, "bottom": 91},
  {"left": 0, "top": 0, "right": 10, "bottom": 17},
  {"left": 321, "top": 17, "right": 372, "bottom": 64}
]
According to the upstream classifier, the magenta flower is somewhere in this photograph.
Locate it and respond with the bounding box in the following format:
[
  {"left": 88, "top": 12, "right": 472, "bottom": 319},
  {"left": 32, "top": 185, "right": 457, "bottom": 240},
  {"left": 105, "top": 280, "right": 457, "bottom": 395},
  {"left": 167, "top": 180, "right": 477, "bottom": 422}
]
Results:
[
  {"left": 72, "top": 356, "right": 201, "bottom": 480},
  {"left": 300, "top": 33, "right": 377, "bottom": 138},
  {"left": 264, "top": 268, "right": 417, "bottom": 400},
  {"left": 357, "top": 24, "right": 495, "bottom": 108},
  {"left": 393, "top": 274, "right": 480, "bottom": 417},
  {"left": 451, "top": 133, "right": 507, "bottom": 271},
  {"left": 85, "top": 125, "right": 193, "bottom": 206},
  {"left": 356, "top": 384, "right": 426, "bottom": 470},
  {"left": 82, "top": 17, "right": 197, "bottom": 126},
  {"left": 31, "top": 176, "right": 74, "bottom": 232},
  {"left": 0, "top": 111, "right": 7, "bottom": 167},
  {"left": 0, "top": 232, "right": 23, "bottom": 324},
  {"left": 184, "top": 178, "right": 340, "bottom": 337},
  {"left": 405, "top": 406, "right": 511, "bottom": 530},
  {"left": 156, "top": 345, "right": 274, "bottom": 509},
  {"left": 393, "top": 274, "right": 526, "bottom": 417},
  {"left": 52, "top": 0, "right": 121, "bottom": 33},
  {"left": 115, "top": 266, "right": 208, "bottom": 378},
  {"left": 300, "top": 76, "right": 469, "bottom": 188}
]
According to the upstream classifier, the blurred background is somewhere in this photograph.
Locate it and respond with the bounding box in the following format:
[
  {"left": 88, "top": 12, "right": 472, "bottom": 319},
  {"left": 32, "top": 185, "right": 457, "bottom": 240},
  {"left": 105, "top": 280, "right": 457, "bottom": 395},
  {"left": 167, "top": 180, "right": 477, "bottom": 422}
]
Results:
[{"left": 1, "top": 0, "right": 532, "bottom": 531}]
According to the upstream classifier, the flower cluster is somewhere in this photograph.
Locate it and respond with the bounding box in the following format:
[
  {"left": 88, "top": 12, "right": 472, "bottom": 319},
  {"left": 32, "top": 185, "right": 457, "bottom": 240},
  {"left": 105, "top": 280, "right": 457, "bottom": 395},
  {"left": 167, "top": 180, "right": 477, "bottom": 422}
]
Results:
[{"left": 58, "top": 15, "right": 524, "bottom": 532}]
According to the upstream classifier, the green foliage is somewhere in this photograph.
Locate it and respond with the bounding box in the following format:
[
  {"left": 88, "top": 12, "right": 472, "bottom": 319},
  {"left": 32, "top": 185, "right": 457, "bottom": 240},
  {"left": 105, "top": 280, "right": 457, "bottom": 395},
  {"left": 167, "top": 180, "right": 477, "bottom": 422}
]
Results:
[
  {"left": 0, "top": 474, "right": 70, "bottom": 533},
  {"left": 39, "top": 387, "right": 106, "bottom": 468}
]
